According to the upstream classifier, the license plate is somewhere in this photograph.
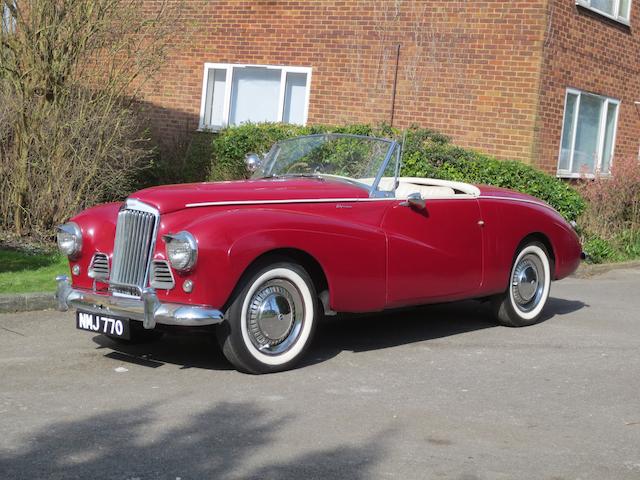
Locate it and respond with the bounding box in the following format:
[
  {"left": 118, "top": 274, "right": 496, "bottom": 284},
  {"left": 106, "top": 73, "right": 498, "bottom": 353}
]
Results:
[{"left": 76, "top": 311, "right": 131, "bottom": 340}]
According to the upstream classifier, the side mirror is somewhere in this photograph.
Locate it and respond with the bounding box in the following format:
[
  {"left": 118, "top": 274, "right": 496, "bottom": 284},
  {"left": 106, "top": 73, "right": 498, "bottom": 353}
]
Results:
[
  {"left": 244, "top": 153, "right": 262, "bottom": 173},
  {"left": 401, "top": 192, "right": 426, "bottom": 210}
]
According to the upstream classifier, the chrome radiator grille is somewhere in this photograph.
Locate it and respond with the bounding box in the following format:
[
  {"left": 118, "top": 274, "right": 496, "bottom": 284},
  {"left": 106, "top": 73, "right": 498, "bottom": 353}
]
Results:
[{"left": 110, "top": 207, "right": 158, "bottom": 296}]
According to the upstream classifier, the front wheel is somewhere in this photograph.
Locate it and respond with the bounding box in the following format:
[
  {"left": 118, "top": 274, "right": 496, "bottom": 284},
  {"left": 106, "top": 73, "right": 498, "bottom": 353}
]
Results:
[
  {"left": 217, "top": 262, "right": 318, "bottom": 374},
  {"left": 491, "top": 242, "right": 552, "bottom": 327}
]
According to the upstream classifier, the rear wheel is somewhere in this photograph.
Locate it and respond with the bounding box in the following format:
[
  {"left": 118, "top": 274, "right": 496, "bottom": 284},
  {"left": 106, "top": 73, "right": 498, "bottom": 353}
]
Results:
[
  {"left": 217, "top": 262, "right": 318, "bottom": 374},
  {"left": 491, "top": 242, "right": 552, "bottom": 327}
]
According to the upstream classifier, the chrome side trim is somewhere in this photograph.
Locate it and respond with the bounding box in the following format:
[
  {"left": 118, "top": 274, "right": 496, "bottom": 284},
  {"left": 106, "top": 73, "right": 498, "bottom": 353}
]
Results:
[
  {"left": 479, "top": 195, "right": 555, "bottom": 212},
  {"left": 185, "top": 196, "right": 477, "bottom": 208},
  {"left": 56, "top": 276, "right": 223, "bottom": 328},
  {"left": 185, "top": 197, "right": 385, "bottom": 208}
]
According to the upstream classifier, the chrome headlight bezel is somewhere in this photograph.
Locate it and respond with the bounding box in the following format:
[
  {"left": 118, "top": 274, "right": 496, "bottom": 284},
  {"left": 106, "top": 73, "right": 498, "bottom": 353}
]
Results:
[
  {"left": 56, "top": 222, "right": 83, "bottom": 258},
  {"left": 163, "top": 231, "right": 198, "bottom": 272}
]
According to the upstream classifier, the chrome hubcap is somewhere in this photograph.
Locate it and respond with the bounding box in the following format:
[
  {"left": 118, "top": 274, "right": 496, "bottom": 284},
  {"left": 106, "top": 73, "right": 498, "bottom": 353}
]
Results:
[
  {"left": 247, "top": 279, "right": 304, "bottom": 355},
  {"left": 511, "top": 254, "right": 545, "bottom": 312}
]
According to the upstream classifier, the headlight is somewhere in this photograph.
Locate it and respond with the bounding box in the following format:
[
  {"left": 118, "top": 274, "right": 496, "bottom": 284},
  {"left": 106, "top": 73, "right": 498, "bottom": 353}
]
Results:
[
  {"left": 163, "top": 231, "right": 197, "bottom": 272},
  {"left": 56, "top": 222, "right": 82, "bottom": 258}
]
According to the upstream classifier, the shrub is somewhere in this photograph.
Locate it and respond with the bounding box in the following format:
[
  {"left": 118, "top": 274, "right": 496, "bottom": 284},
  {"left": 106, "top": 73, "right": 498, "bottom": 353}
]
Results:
[
  {"left": 209, "top": 123, "right": 585, "bottom": 222},
  {"left": 0, "top": 1, "right": 179, "bottom": 238},
  {"left": 582, "top": 234, "right": 620, "bottom": 264},
  {"left": 576, "top": 158, "right": 640, "bottom": 263},
  {"left": 400, "top": 133, "right": 585, "bottom": 222},
  {"left": 143, "top": 131, "right": 216, "bottom": 187},
  {"left": 577, "top": 158, "right": 640, "bottom": 239},
  {"left": 0, "top": 84, "right": 152, "bottom": 238}
]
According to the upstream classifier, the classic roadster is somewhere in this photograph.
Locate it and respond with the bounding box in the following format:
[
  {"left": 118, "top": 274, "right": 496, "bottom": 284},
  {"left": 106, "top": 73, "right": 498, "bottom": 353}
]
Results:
[{"left": 56, "top": 134, "right": 583, "bottom": 373}]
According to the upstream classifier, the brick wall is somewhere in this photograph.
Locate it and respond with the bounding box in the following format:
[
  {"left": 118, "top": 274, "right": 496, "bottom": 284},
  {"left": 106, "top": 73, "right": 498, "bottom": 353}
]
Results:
[
  {"left": 142, "top": 0, "right": 548, "bottom": 165},
  {"left": 536, "top": 0, "right": 640, "bottom": 173}
]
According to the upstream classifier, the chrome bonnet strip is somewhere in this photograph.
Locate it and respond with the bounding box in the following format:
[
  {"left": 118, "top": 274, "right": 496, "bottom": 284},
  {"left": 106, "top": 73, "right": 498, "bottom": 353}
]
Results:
[{"left": 184, "top": 196, "right": 478, "bottom": 208}]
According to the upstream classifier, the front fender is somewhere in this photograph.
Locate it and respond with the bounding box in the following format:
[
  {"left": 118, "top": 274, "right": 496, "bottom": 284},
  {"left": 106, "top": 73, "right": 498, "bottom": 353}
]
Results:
[{"left": 161, "top": 207, "right": 388, "bottom": 312}]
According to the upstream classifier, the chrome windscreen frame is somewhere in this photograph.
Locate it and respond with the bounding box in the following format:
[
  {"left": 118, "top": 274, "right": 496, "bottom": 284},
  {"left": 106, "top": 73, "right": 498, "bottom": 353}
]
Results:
[
  {"left": 258, "top": 134, "right": 400, "bottom": 198},
  {"left": 369, "top": 139, "right": 400, "bottom": 198},
  {"left": 109, "top": 198, "right": 160, "bottom": 298}
]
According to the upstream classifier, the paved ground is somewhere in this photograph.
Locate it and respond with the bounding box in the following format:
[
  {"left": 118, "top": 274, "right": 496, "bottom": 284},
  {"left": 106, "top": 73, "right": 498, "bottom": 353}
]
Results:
[{"left": 1, "top": 269, "right": 639, "bottom": 480}]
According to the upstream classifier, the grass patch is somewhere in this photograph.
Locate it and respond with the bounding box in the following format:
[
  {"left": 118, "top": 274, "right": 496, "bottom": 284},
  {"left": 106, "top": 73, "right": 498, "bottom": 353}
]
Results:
[{"left": 0, "top": 249, "right": 69, "bottom": 294}]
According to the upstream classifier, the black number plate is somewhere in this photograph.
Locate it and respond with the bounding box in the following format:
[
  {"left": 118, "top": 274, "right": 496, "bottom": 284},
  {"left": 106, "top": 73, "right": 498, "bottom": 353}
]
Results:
[{"left": 76, "top": 311, "right": 131, "bottom": 340}]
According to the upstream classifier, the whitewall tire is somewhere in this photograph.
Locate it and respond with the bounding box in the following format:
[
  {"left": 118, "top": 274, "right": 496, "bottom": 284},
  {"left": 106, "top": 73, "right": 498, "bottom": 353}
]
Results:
[
  {"left": 217, "top": 262, "right": 318, "bottom": 374},
  {"left": 492, "top": 242, "right": 552, "bottom": 327}
]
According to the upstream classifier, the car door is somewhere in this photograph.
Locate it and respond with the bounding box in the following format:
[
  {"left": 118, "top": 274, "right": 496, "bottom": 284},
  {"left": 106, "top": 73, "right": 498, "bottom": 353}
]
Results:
[{"left": 382, "top": 196, "right": 483, "bottom": 307}]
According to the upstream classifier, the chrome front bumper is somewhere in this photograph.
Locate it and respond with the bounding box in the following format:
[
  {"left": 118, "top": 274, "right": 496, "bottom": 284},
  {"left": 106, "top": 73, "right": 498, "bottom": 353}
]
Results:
[{"left": 55, "top": 276, "right": 224, "bottom": 329}]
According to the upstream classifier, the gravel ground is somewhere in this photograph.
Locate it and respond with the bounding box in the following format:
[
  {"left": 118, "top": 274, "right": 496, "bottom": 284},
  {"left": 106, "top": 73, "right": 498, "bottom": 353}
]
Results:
[{"left": 0, "top": 268, "right": 639, "bottom": 480}]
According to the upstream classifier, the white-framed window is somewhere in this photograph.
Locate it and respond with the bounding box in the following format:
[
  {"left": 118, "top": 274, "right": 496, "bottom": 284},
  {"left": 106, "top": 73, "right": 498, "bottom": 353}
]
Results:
[
  {"left": 576, "top": 0, "right": 632, "bottom": 24},
  {"left": 558, "top": 88, "right": 620, "bottom": 178},
  {"left": 198, "top": 63, "right": 312, "bottom": 130}
]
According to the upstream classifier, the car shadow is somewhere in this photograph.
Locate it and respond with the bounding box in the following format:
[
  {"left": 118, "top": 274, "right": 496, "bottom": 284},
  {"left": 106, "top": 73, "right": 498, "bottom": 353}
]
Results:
[
  {"left": 92, "top": 331, "right": 233, "bottom": 371},
  {"left": 304, "top": 297, "right": 588, "bottom": 366},
  {"left": 0, "top": 400, "right": 391, "bottom": 480},
  {"left": 92, "top": 297, "right": 588, "bottom": 371}
]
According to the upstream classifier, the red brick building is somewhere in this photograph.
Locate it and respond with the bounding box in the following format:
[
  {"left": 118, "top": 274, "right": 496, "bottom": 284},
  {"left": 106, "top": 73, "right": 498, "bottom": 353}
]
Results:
[{"left": 143, "top": 0, "right": 640, "bottom": 177}]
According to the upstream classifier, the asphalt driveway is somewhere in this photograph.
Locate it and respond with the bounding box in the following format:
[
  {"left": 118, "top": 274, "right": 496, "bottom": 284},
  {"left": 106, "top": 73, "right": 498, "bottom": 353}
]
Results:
[{"left": 1, "top": 268, "right": 639, "bottom": 480}]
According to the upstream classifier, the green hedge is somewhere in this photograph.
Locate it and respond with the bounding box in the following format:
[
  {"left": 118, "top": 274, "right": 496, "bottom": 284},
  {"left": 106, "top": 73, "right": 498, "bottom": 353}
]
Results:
[
  {"left": 143, "top": 132, "right": 216, "bottom": 188},
  {"left": 400, "top": 129, "right": 586, "bottom": 222},
  {"left": 208, "top": 123, "right": 585, "bottom": 222}
]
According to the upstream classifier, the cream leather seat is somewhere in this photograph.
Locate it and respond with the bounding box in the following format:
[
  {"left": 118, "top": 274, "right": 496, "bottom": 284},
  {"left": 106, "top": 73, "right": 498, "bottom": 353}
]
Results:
[
  {"left": 374, "top": 178, "right": 456, "bottom": 198},
  {"left": 395, "top": 182, "right": 455, "bottom": 199}
]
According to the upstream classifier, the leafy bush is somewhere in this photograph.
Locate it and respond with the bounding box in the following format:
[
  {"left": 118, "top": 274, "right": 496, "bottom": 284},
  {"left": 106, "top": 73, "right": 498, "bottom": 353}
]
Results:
[
  {"left": 577, "top": 158, "right": 640, "bottom": 239},
  {"left": 209, "top": 123, "right": 585, "bottom": 222},
  {"left": 143, "top": 132, "right": 215, "bottom": 187},
  {"left": 0, "top": 1, "right": 179, "bottom": 238},
  {"left": 582, "top": 234, "right": 620, "bottom": 264},
  {"left": 400, "top": 131, "right": 585, "bottom": 222},
  {"left": 576, "top": 158, "right": 640, "bottom": 263}
]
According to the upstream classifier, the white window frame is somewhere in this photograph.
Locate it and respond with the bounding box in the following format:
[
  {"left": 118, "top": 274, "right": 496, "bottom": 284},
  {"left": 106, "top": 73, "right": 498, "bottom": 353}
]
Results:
[
  {"left": 557, "top": 88, "right": 620, "bottom": 179},
  {"left": 575, "top": 0, "right": 632, "bottom": 25},
  {"left": 198, "top": 63, "right": 312, "bottom": 131}
]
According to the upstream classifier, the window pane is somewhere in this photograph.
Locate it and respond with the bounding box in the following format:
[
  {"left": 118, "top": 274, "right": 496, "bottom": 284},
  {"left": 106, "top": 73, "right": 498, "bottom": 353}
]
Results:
[
  {"left": 572, "top": 94, "right": 603, "bottom": 174},
  {"left": 601, "top": 103, "right": 618, "bottom": 174},
  {"left": 591, "top": 0, "right": 616, "bottom": 15},
  {"left": 203, "top": 68, "right": 226, "bottom": 128},
  {"left": 229, "top": 67, "right": 281, "bottom": 125},
  {"left": 619, "top": 0, "right": 631, "bottom": 19},
  {"left": 283, "top": 72, "right": 308, "bottom": 124},
  {"left": 559, "top": 93, "right": 578, "bottom": 171}
]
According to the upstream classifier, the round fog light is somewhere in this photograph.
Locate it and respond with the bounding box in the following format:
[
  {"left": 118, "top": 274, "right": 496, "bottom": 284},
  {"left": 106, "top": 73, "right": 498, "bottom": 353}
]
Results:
[
  {"left": 72, "top": 264, "right": 81, "bottom": 276},
  {"left": 183, "top": 279, "right": 194, "bottom": 293}
]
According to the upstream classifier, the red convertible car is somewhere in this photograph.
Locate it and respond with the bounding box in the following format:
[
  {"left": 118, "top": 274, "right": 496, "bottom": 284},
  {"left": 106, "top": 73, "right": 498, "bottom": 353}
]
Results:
[{"left": 56, "top": 134, "right": 583, "bottom": 373}]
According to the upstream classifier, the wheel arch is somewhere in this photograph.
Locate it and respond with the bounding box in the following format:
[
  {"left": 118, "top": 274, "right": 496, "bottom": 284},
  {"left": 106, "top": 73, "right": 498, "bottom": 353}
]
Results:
[
  {"left": 223, "top": 247, "right": 329, "bottom": 312},
  {"left": 515, "top": 232, "right": 557, "bottom": 278}
]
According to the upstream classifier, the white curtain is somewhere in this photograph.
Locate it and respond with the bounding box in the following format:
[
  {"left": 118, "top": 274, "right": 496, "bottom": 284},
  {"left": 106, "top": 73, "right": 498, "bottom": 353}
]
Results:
[
  {"left": 229, "top": 67, "right": 281, "bottom": 125},
  {"left": 283, "top": 72, "right": 308, "bottom": 125}
]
